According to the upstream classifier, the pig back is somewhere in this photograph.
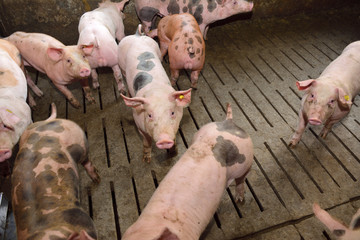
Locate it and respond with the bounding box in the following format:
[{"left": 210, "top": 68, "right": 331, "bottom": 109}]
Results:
[{"left": 11, "top": 118, "right": 96, "bottom": 239}]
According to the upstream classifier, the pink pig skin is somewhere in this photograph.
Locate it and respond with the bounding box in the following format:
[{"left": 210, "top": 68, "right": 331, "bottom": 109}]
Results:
[
  {"left": 134, "top": 0, "right": 253, "bottom": 39},
  {"left": 118, "top": 25, "right": 192, "bottom": 163},
  {"left": 289, "top": 41, "right": 360, "bottom": 147},
  {"left": 11, "top": 103, "right": 99, "bottom": 240},
  {"left": 313, "top": 203, "right": 360, "bottom": 240},
  {"left": 78, "top": 0, "right": 129, "bottom": 93},
  {"left": 5, "top": 31, "right": 93, "bottom": 108},
  {"left": 158, "top": 13, "right": 205, "bottom": 89},
  {"left": 122, "top": 104, "right": 253, "bottom": 240},
  {"left": 0, "top": 39, "right": 32, "bottom": 162}
]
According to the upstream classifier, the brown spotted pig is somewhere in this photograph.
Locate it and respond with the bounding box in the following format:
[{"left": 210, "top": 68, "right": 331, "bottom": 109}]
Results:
[
  {"left": 11, "top": 103, "right": 100, "bottom": 240},
  {"left": 158, "top": 13, "right": 205, "bottom": 89},
  {"left": 122, "top": 103, "right": 253, "bottom": 240}
]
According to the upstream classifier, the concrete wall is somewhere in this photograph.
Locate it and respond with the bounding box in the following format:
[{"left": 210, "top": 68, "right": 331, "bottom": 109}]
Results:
[{"left": 0, "top": 0, "right": 358, "bottom": 44}]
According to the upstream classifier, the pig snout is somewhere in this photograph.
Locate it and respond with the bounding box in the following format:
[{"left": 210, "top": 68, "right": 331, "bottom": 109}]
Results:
[
  {"left": 156, "top": 134, "right": 175, "bottom": 149},
  {"left": 80, "top": 67, "right": 91, "bottom": 77},
  {"left": 308, "top": 118, "right": 322, "bottom": 125},
  {"left": 0, "top": 149, "right": 12, "bottom": 162}
]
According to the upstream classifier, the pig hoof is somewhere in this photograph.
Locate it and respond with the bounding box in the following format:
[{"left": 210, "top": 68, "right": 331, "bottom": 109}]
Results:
[
  {"left": 69, "top": 99, "right": 81, "bottom": 109},
  {"left": 143, "top": 155, "right": 151, "bottom": 163},
  {"left": 92, "top": 82, "right": 100, "bottom": 89},
  {"left": 91, "top": 170, "right": 101, "bottom": 184}
]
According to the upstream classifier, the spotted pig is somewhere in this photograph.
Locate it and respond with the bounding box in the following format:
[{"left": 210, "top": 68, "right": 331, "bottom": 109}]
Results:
[
  {"left": 0, "top": 39, "right": 32, "bottom": 162},
  {"left": 78, "top": 0, "right": 129, "bottom": 93},
  {"left": 158, "top": 13, "right": 205, "bottom": 89},
  {"left": 122, "top": 103, "right": 253, "bottom": 240},
  {"left": 118, "top": 25, "right": 192, "bottom": 163},
  {"left": 11, "top": 103, "right": 100, "bottom": 240},
  {"left": 314, "top": 203, "right": 360, "bottom": 240},
  {"left": 6, "top": 31, "right": 93, "bottom": 108},
  {"left": 134, "top": 0, "right": 254, "bottom": 39},
  {"left": 289, "top": 41, "right": 360, "bottom": 147}
]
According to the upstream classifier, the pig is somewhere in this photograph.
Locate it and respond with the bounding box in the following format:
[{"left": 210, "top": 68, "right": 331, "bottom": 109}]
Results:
[
  {"left": 313, "top": 203, "right": 360, "bottom": 240},
  {"left": 118, "top": 25, "right": 192, "bottom": 163},
  {"left": 288, "top": 41, "right": 360, "bottom": 147},
  {"left": 0, "top": 39, "right": 32, "bottom": 162},
  {"left": 11, "top": 103, "right": 100, "bottom": 240},
  {"left": 157, "top": 13, "right": 205, "bottom": 89},
  {"left": 122, "top": 103, "right": 253, "bottom": 240},
  {"left": 134, "top": 0, "right": 254, "bottom": 39},
  {"left": 78, "top": 0, "right": 129, "bottom": 93},
  {"left": 5, "top": 31, "right": 94, "bottom": 108}
]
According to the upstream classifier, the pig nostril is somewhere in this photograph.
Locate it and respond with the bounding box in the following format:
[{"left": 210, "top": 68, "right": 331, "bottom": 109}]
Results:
[{"left": 80, "top": 68, "right": 90, "bottom": 77}]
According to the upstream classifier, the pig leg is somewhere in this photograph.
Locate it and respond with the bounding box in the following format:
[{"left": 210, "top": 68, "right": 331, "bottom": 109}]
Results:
[
  {"left": 112, "top": 65, "right": 126, "bottom": 94},
  {"left": 159, "top": 41, "right": 169, "bottom": 60},
  {"left": 190, "top": 70, "right": 200, "bottom": 89},
  {"left": 80, "top": 78, "right": 96, "bottom": 105},
  {"left": 82, "top": 159, "right": 100, "bottom": 184},
  {"left": 140, "top": 131, "right": 152, "bottom": 163},
  {"left": 170, "top": 68, "right": 180, "bottom": 86},
  {"left": 320, "top": 120, "right": 335, "bottom": 139},
  {"left": 25, "top": 70, "right": 43, "bottom": 97},
  {"left": 234, "top": 169, "right": 250, "bottom": 202},
  {"left": 53, "top": 83, "right": 81, "bottom": 108},
  {"left": 289, "top": 111, "right": 308, "bottom": 147},
  {"left": 27, "top": 91, "right": 36, "bottom": 108},
  {"left": 201, "top": 25, "right": 209, "bottom": 40},
  {"left": 91, "top": 69, "right": 100, "bottom": 89}
]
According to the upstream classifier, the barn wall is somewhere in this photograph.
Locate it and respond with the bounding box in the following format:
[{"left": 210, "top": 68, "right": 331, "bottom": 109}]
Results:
[{"left": 0, "top": 0, "right": 358, "bottom": 44}]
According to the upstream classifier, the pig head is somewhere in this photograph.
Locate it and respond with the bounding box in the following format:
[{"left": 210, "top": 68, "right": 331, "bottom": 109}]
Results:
[
  {"left": 78, "top": 0, "right": 129, "bottom": 92},
  {"left": 11, "top": 103, "right": 99, "bottom": 240},
  {"left": 119, "top": 25, "right": 192, "bottom": 163},
  {"left": 289, "top": 41, "right": 360, "bottom": 147},
  {"left": 134, "top": 0, "right": 254, "bottom": 39},
  {"left": 5, "top": 31, "right": 93, "bottom": 108},
  {"left": 122, "top": 104, "right": 253, "bottom": 240},
  {"left": 313, "top": 203, "right": 360, "bottom": 240},
  {"left": 157, "top": 13, "right": 205, "bottom": 89},
  {"left": 0, "top": 39, "right": 32, "bottom": 162}
]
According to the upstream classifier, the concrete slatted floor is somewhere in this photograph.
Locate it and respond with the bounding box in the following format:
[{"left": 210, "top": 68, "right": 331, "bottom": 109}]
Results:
[{"left": 1, "top": 5, "right": 360, "bottom": 240}]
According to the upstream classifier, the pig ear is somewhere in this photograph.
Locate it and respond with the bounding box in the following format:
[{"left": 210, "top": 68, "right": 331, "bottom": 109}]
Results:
[
  {"left": 79, "top": 44, "right": 94, "bottom": 56},
  {"left": 121, "top": 94, "right": 148, "bottom": 109},
  {"left": 0, "top": 108, "right": 20, "bottom": 127},
  {"left": 156, "top": 227, "right": 179, "bottom": 240},
  {"left": 171, "top": 88, "right": 192, "bottom": 107},
  {"left": 47, "top": 47, "right": 64, "bottom": 62},
  {"left": 116, "top": 0, "right": 129, "bottom": 11},
  {"left": 336, "top": 88, "right": 352, "bottom": 109},
  {"left": 296, "top": 79, "right": 316, "bottom": 91},
  {"left": 313, "top": 203, "right": 348, "bottom": 237}
]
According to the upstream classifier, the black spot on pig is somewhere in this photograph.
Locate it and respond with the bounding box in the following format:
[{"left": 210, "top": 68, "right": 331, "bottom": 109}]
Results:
[
  {"left": 188, "top": 38, "right": 194, "bottom": 44},
  {"left": 174, "top": 37, "right": 180, "bottom": 42},
  {"left": 137, "top": 52, "right": 155, "bottom": 71},
  {"left": 207, "top": 0, "right": 217, "bottom": 12},
  {"left": 139, "top": 7, "right": 159, "bottom": 22},
  {"left": 353, "top": 216, "right": 360, "bottom": 229},
  {"left": 216, "top": 119, "right": 248, "bottom": 139},
  {"left": 168, "top": 0, "right": 180, "bottom": 14},
  {"left": 37, "top": 136, "right": 60, "bottom": 148},
  {"left": 50, "top": 151, "right": 69, "bottom": 164},
  {"left": 213, "top": 136, "right": 245, "bottom": 167},
  {"left": 27, "top": 133, "right": 40, "bottom": 144},
  {"left": 333, "top": 229, "right": 345, "bottom": 237},
  {"left": 133, "top": 72, "right": 153, "bottom": 94},
  {"left": 183, "top": 6, "right": 188, "bottom": 12},
  {"left": 63, "top": 208, "right": 97, "bottom": 238},
  {"left": 175, "top": 46, "right": 179, "bottom": 50},
  {"left": 67, "top": 144, "right": 85, "bottom": 163},
  {"left": 16, "top": 147, "right": 36, "bottom": 164},
  {"left": 193, "top": 5, "right": 204, "bottom": 25},
  {"left": 181, "top": 21, "right": 188, "bottom": 27},
  {"left": 196, "top": 48, "right": 200, "bottom": 54},
  {"left": 184, "top": 33, "right": 188, "bottom": 38},
  {"left": 36, "top": 120, "right": 65, "bottom": 133},
  {"left": 0, "top": 71, "right": 4, "bottom": 75},
  {"left": 195, "top": 35, "right": 203, "bottom": 44}
]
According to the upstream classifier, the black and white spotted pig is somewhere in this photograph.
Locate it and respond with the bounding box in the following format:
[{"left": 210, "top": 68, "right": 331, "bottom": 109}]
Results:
[
  {"left": 314, "top": 203, "right": 360, "bottom": 240},
  {"left": 134, "top": 0, "right": 254, "bottom": 39},
  {"left": 122, "top": 103, "right": 253, "bottom": 240},
  {"left": 11, "top": 103, "right": 100, "bottom": 240}
]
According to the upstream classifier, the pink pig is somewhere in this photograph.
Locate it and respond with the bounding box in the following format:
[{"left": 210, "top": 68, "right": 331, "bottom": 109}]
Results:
[
  {"left": 134, "top": 0, "right": 254, "bottom": 39},
  {"left": 78, "top": 0, "right": 129, "bottom": 93},
  {"left": 118, "top": 25, "right": 192, "bottom": 163},
  {"left": 313, "top": 203, "right": 360, "bottom": 240},
  {"left": 122, "top": 103, "right": 253, "bottom": 240},
  {"left": 157, "top": 13, "right": 205, "bottom": 89},
  {"left": 0, "top": 39, "right": 32, "bottom": 162},
  {"left": 12, "top": 103, "right": 100, "bottom": 240},
  {"left": 289, "top": 41, "right": 360, "bottom": 147},
  {"left": 6, "top": 31, "right": 93, "bottom": 108}
]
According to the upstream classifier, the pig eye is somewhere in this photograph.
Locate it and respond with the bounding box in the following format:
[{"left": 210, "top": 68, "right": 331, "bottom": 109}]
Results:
[
  {"left": 329, "top": 99, "right": 335, "bottom": 104},
  {"left": 67, "top": 59, "right": 71, "bottom": 63},
  {"left": 148, "top": 114, "right": 152, "bottom": 119},
  {"left": 171, "top": 111, "right": 175, "bottom": 116},
  {"left": 2, "top": 124, "right": 13, "bottom": 131}
]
